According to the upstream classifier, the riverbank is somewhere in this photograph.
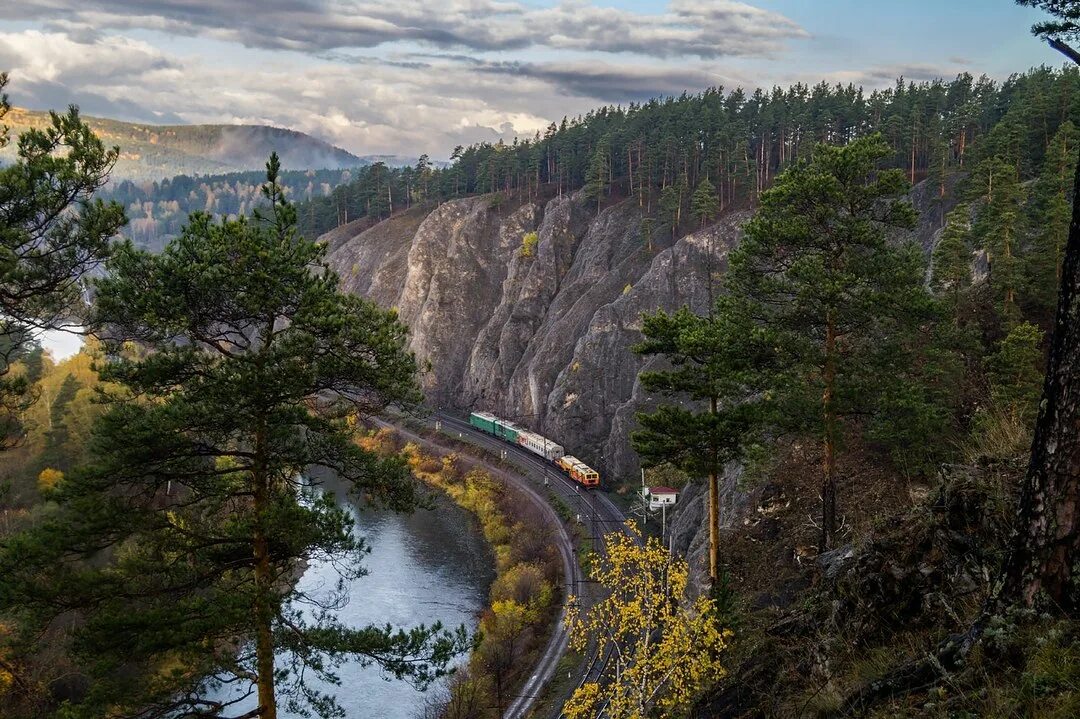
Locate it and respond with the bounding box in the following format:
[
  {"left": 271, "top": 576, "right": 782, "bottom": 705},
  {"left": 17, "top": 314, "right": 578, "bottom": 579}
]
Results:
[
  {"left": 359, "top": 427, "right": 567, "bottom": 719},
  {"left": 199, "top": 471, "right": 493, "bottom": 719}
]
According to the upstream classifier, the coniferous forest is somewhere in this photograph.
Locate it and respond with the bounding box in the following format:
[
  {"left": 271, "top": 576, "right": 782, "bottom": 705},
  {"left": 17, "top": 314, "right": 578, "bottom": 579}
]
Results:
[
  {"left": 4, "top": 1, "right": 1080, "bottom": 718},
  {"left": 297, "top": 67, "right": 1079, "bottom": 241}
]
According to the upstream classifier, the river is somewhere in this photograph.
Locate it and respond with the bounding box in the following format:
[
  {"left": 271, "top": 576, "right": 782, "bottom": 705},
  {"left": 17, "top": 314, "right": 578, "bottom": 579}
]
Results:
[
  {"left": 208, "top": 481, "right": 494, "bottom": 718},
  {"left": 37, "top": 330, "right": 494, "bottom": 717}
]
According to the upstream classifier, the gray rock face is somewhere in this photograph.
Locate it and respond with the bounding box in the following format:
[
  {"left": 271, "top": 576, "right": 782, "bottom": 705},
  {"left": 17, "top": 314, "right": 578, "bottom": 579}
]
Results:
[
  {"left": 325, "top": 191, "right": 744, "bottom": 486},
  {"left": 324, "top": 182, "right": 944, "bottom": 580}
]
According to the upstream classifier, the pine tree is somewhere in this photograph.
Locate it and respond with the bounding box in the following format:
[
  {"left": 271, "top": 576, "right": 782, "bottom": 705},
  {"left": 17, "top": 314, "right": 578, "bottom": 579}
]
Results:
[
  {"left": 933, "top": 204, "right": 974, "bottom": 315},
  {"left": 584, "top": 136, "right": 610, "bottom": 214},
  {"left": 731, "top": 134, "right": 934, "bottom": 551},
  {"left": 0, "top": 75, "right": 125, "bottom": 448},
  {"left": 691, "top": 178, "right": 720, "bottom": 228},
  {"left": 1025, "top": 120, "right": 1075, "bottom": 322},
  {"left": 971, "top": 156, "right": 1026, "bottom": 323},
  {"left": 632, "top": 300, "right": 767, "bottom": 584},
  {"left": 1000, "top": 0, "right": 1080, "bottom": 612},
  {"left": 0, "top": 155, "right": 464, "bottom": 718},
  {"left": 366, "top": 161, "right": 392, "bottom": 218},
  {"left": 37, "top": 373, "right": 79, "bottom": 473},
  {"left": 414, "top": 153, "right": 432, "bottom": 203},
  {"left": 997, "top": 0, "right": 1080, "bottom": 616},
  {"left": 640, "top": 216, "right": 656, "bottom": 253},
  {"left": 658, "top": 185, "right": 680, "bottom": 239},
  {"left": 988, "top": 321, "right": 1045, "bottom": 420}
]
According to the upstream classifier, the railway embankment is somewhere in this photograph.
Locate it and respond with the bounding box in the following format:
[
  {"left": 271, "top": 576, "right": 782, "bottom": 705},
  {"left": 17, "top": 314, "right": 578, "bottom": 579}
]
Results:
[{"left": 361, "top": 419, "right": 586, "bottom": 719}]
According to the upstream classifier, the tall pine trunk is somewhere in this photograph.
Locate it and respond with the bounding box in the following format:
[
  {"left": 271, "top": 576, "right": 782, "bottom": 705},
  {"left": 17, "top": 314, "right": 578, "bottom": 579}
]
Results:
[
  {"left": 821, "top": 312, "right": 838, "bottom": 552},
  {"left": 1000, "top": 138, "right": 1080, "bottom": 611},
  {"left": 709, "top": 396, "right": 720, "bottom": 585},
  {"left": 253, "top": 478, "right": 278, "bottom": 718},
  {"left": 253, "top": 407, "right": 278, "bottom": 717}
]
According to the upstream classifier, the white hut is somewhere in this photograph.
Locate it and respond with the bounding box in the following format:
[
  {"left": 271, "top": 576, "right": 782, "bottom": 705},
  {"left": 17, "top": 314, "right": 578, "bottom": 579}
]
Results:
[{"left": 646, "top": 486, "right": 679, "bottom": 511}]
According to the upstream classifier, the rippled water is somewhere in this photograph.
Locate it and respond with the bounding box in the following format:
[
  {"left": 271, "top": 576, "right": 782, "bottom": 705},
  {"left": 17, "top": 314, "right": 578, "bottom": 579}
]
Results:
[
  {"left": 36, "top": 331, "right": 492, "bottom": 715},
  {"left": 208, "top": 482, "right": 494, "bottom": 718}
]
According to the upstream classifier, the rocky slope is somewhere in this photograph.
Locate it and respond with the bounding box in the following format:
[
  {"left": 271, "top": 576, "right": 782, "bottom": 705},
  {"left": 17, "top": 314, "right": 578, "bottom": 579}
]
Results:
[
  {"left": 326, "top": 184, "right": 947, "bottom": 495},
  {"left": 326, "top": 191, "right": 752, "bottom": 487}
]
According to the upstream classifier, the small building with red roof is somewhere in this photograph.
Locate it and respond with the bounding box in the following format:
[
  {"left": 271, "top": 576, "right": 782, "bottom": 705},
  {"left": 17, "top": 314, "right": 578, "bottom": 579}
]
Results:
[{"left": 646, "top": 486, "right": 679, "bottom": 510}]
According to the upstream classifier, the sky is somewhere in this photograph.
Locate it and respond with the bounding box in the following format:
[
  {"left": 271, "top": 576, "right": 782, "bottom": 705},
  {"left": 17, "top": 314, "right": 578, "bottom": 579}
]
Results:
[{"left": 0, "top": 1, "right": 1068, "bottom": 160}]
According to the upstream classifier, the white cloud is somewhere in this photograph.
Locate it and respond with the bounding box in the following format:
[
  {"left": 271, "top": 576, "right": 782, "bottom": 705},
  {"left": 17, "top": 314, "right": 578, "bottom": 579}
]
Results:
[
  {"left": 2, "top": 3, "right": 977, "bottom": 160},
  {"left": 0, "top": 29, "right": 173, "bottom": 85},
  {"left": 3, "top": 23, "right": 757, "bottom": 157},
  {"left": 7, "top": 0, "right": 807, "bottom": 59},
  {"left": 0, "top": 29, "right": 184, "bottom": 121}
]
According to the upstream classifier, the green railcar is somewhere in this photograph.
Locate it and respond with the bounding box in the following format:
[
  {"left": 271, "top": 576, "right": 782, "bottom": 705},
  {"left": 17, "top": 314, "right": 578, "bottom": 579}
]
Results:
[
  {"left": 493, "top": 419, "right": 522, "bottom": 442},
  {"left": 469, "top": 411, "right": 497, "bottom": 434}
]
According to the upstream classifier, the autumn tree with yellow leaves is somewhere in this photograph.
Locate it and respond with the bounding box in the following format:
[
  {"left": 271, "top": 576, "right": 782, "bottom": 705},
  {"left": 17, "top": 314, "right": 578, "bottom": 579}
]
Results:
[{"left": 564, "top": 525, "right": 729, "bottom": 719}]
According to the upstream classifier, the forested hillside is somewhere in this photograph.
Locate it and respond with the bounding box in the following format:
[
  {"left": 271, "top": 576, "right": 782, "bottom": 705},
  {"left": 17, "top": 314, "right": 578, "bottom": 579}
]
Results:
[
  {"left": 298, "top": 67, "right": 1079, "bottom": 241},
  {"left": 313, "top": 61, "right": 1080, "bottom": 716},
  {"left": 100, "top": 167, "right": 365, "bottom": 251},
  {"left": 317, "top": 64, "right": 1078, "bottom": 479},
  {"left": 5, "top": 5, "right": 1080, "bottom": 709},
  {"left": 0, "top": 107, "right": 363, "bottom": 180}
]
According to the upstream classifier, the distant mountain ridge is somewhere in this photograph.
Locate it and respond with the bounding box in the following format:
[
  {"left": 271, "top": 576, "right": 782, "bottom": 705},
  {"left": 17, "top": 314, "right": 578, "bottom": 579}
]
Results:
[{"left": 1, "top": 107, "right": 367, "bottom": 179}]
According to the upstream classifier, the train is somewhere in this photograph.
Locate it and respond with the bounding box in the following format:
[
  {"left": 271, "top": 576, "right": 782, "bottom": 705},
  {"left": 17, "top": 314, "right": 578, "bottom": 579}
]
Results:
[{"left": 468, "top": 411, "right": 600, "bottom": 488}]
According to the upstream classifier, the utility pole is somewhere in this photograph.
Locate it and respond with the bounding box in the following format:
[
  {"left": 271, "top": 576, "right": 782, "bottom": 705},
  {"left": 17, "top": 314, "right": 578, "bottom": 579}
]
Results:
[
  {"left": 641, "top": 468, "right": 647, "bottom": 526},
  {"left": 543, "top": 435, "right": 551, "bottom": 487}
]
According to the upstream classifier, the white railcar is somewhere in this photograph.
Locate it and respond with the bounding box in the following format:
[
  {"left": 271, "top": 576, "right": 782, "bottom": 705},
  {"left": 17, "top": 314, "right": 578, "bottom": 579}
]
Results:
[{"left": 517, "top": 431, "right": 565, "bottom": 461}]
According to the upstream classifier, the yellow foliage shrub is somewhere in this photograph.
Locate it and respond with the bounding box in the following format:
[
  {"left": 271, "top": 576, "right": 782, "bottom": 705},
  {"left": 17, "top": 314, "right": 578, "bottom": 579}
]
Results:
[
  {"left": 37, "top": 467, "right": 64, "bottom": 494},
  {"left": 520, "top": 231, "right": 539, "bottom": 258},
  {"left": 564, "top": 525, "right": 730, "bottom": 719}
]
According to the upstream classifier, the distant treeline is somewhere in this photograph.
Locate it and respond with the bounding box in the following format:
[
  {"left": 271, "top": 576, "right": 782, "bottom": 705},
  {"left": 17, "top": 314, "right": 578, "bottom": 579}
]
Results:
[
  {"left": 294, "top": 66, "right": 1080, "bottom": 239},
  {"left": 101, "top": 167, "right": 362, "bottom": 250}
]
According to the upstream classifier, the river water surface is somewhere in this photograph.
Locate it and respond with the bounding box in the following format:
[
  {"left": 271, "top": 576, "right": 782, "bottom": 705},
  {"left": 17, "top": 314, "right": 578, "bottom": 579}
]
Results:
[
  {"left": 41, "top": 334, "right": 491, "bottom": 717},
  {"left": 210, "top": 483, "right": 493, "bottom": 718}
]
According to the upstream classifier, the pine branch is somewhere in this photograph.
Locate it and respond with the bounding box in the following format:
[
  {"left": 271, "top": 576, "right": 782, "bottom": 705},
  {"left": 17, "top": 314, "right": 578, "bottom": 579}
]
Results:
[{"left": 1048, "top": 37, "right": 1080, "bottom": 64}]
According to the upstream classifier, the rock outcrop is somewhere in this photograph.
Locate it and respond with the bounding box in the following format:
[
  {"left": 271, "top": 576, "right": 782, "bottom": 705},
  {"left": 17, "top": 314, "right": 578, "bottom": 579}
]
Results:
[
  {"left": 325, "top": 183, "right": 949, "bottom": 591},
  {"left": 325, "top": 191, "right": 746, "bottom": 486}
]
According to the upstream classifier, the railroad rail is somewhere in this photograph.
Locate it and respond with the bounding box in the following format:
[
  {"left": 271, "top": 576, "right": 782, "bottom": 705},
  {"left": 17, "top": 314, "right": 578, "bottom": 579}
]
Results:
[
  {"left": 382, "top": 410, "right": 634, "bottom": 717},
  {"left": 431, "top": 413, "right": 633, "bottom": 719}
]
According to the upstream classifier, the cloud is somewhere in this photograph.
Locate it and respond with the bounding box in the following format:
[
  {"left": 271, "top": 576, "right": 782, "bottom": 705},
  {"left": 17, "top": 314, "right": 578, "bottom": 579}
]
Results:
[
  {"left": 0, "top": 1, "right": 815, "bottom": 158},
  {"left": 819, "top": 62, "right": 974, "bottom": 88},
  {"left": 0, "top": 30, "right": 184, "bottom": 122},
  {"left": 1, "top": 21, "right": 754, "bottom": 158},
  {"left": 6, "top": 79, "right": 184, "bottom": 123},
  {"left": 474, "top": 59, "right": 743, "bottom": 103},
  {"left": 532, "top": 0, "right": 807, "bottom": 58},
  {"left": 0, "top": 31, "right": 559, "bottom": 156},
  {"left": 0, "top": 29, "right": 175, "bottom": 85},
  {"left": 6, "top": 0, "right": 808, "bottom": 59}
]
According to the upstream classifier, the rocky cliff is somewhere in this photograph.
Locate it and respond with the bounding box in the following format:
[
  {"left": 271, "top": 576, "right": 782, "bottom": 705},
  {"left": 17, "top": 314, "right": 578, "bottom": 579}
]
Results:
[
  {"left": 326, "top": 183, "right": 948, "bottom": 486},
  {"left": 325, "top": 184, "right": 950, "bottom": 594},
  {"left": 325, "top": 191, "right": 749, "bottom": 487}
]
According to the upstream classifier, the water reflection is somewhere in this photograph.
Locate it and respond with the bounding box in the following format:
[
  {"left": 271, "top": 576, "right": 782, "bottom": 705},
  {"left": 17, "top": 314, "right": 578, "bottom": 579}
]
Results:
[{"left": 209, "top": 484, "right": 493, "bottom": 718}]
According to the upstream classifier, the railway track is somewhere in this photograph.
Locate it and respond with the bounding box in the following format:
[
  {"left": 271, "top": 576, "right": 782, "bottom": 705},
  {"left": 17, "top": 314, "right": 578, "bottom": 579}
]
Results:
[
  {"left": 435, "top": 413, "right": 630, "bottom": 548},
  {"left": 431, "top": 413, "right": 634, "bottom": 719},
  {"left": 385, "top": 411, "right": 633, "bottom": 719}
]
